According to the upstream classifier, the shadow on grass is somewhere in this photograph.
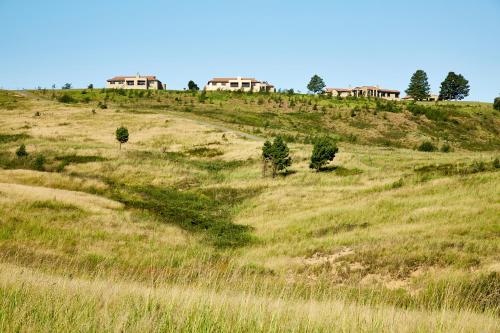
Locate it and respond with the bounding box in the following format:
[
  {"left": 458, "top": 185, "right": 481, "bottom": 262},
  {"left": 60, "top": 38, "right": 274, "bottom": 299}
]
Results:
[
  {"left": 315, "top": 165, "right": 363, "bottom": 176},
  {"left": 110, "top": 183, "right": 261, "bottom": 248}
]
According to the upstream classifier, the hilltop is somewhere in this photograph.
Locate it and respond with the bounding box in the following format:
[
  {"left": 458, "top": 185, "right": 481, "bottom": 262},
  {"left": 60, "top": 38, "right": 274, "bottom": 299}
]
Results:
[{"left": 0, "top": 89, "right": 499, "bottom": 332}]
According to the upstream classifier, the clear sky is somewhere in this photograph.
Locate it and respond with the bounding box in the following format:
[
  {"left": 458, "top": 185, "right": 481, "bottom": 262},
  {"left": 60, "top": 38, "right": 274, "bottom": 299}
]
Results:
[{"left": 1, "top": 0, "right": 499, "bottom": 101}]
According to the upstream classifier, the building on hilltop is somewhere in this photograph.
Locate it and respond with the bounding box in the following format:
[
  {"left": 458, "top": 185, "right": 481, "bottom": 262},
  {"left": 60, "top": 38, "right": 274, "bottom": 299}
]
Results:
[
  {"left": 106, "top": 74, "right": 165, "bottom": 90},
  {"left": 326, "top": 85, "right": 400, "bottom": 100},
  {"left": 325, "top": 88, "right": 353, "bottom": 98},
  {"left": 204, "top": 77, "right": 275, "bottom": 92},
  {"left": 402, "top": 94, "right": 439, "bottom": 102}
]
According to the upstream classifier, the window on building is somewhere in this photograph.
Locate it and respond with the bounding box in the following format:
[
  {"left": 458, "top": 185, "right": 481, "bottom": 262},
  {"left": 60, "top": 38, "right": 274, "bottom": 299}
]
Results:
[
  {"left": 242, "top": 82, "right": 250, "bottom": 88},
  {"left": 137, "top": 80, "right": 146, "bottom": 85},
  {"left": 126, "top": 81, "right": 134, "bottom": 85},
  {"left": 230, "top": 82, "right": 239, "bottom": 88}
]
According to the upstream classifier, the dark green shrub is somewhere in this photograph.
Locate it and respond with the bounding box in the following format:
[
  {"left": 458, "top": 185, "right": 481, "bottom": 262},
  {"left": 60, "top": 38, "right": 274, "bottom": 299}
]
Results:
[
  {"left": 15, "top": 144, "right": 28, "bottom": 157},
  {"left": 33, "top": 154, "right": 45, "bottom": 171},
  {"left": 57, "top": 93, "right": 76, "bottom": 103},
  {"left": 418, "top": 141, "right": 437, "bottom": 152},
  {"left": 440, "top": 143, "right": 452, "bottom": 153},
  {"left": 494, "top": 97, "right": 500, "bottom": 111},
  {"left": 493, "top": 158, "right": 500, "bottom": 169}
]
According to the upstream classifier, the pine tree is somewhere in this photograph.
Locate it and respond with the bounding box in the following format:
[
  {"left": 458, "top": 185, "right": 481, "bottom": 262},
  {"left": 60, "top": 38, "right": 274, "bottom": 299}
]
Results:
[
  {"left": 309, "top": 137, "right": 339, "bottom": 171},
  {"left": 307, "top": 75, "right": 326, "bottom": 94},
  {"left": 262, "top": 137, "right": 292, "bottom": 178},
  {"left": 405, "top": 70, "right": 430, "bottom": 101},
  {"left": 439, "top": 72, "right": 470, "bottom": 100}
]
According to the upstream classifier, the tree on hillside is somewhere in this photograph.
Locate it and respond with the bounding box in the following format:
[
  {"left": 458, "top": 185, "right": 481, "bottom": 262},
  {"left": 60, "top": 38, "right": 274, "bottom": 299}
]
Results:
[
  {"left": 493, "top": 97, "right": 500, "bottom": 111},
  {"left": 307, "top": 75, "right": 326, "bottom": 94},
  {"left": 405, "top": 70, "right": 430, "bottom": 101},
  {"left": 188, "top": 80, "right": 200, "bottom": 91},
  {"left": 439, "top": 72, "right": 470, "bottom": 100},
  {"left": 262, "top": 136, "right": 292, "bottom": 178},
  {"left": 88, "top": 83, "right": 94, "bottom": 89},
  {"left": 309, "top": 137, "right": 339, "bottom": 171},
  {"left": 62, "top": 83, "right": 72, "bottom": 90},
  {"left": 115, "top": 126, "right": 129, "bottom": 150},
  {"left": 261, "top": 140, "right": 272, "bottom": 177}
]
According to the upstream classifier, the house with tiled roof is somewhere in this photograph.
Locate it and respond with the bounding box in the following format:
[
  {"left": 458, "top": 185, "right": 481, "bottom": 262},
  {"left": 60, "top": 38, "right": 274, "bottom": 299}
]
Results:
[
  {"left": 106, "top": 74, "right": 165, "bottom": 90},
  {"left": 205, "top": 77, "right": 275, "bottom": 92},
  {"left": 326, "top": 85, "right": 400, "bottom": 100},
  {"left": 325, "top": 88, "right": 353, "bottom": 98},
  {"left": 352, "top": 86, "right": 400, "bottom": 100}
]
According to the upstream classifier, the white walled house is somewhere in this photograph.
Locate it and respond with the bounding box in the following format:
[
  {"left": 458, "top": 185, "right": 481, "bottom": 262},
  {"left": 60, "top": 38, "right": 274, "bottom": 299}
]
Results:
[
  {"left": 326, "top": 85, "right": 400, "bottom": 100},
  {"left": 106, "top": 75, "right": 165, "bottom": 90},
  {"left": 204, "top": 77, "right": 275, "bottom": 92},
  {"left": 352, "top": 86, "right": 400, "bottom": 100}
]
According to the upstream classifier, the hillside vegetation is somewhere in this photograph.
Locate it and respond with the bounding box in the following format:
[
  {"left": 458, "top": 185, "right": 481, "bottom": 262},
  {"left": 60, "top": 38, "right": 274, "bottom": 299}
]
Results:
[{"left": 0, "top": 89, "right": 499, "bottom": 332}]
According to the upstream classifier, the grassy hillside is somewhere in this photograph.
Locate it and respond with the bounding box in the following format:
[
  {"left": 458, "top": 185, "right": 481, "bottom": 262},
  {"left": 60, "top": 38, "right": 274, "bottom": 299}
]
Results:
[{"left": 0, "top": 89, "right": 499, "bottom": 332}]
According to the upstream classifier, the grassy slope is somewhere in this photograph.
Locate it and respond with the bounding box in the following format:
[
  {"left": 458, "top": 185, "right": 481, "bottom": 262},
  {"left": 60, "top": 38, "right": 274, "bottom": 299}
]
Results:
[{"left": 0, "top": 89, "right": 499, "bottom": 332}]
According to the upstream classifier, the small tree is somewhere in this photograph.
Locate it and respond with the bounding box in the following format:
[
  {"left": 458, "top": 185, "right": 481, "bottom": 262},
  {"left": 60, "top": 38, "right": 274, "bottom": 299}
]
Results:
[
  {"left": 493, "top": 97, "right": 500, "bottom": 111},
  {"left": 261, "top": 140, "right": 272, "bottom": 177},
  {"left": 269, "top": 136, "right": 292, "bottom": 177},
  {"left": 62, "top": 83, "right": 72, "bottom": 90},
  {"left": 405, "top": 70, "right": 430, "bottom": 101},
  {"left": 309, "top": 137, "right": 339, "bottom": 171},
  {"left": 16, "top": 144, "right": 28, "bottom": 158},
  {"left": 88, "top": 83, "right": 94, "bottom": 89},
  {"left": 188, "top": 80, "right": 199, "bottom": 91},
  {"left": 307, "top": 75, "right": 326, "bottom": 94},
  {"left": 115, "top": 126, "right": 129, "bottom": 150},
  {"left": 439, "top": 72, "right": 470, "bottom": 100}
]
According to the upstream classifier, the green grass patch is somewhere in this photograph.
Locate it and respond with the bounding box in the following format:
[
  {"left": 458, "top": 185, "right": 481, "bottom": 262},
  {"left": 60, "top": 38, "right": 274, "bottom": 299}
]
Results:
[
  {"left": 0, "top": 133, "right": 30, "bottom": 144},
  {"left": 110, "top": 184, "right": 260, "bottom": 248},
  {"left": 185, "top": 147, "right": 224, "bottom": 158}
]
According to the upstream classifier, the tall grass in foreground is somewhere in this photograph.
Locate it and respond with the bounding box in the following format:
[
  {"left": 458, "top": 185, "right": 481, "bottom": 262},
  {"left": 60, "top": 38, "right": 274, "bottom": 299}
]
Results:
[{"left": 0, "top": 263, "right": 498, "bottom": 333}]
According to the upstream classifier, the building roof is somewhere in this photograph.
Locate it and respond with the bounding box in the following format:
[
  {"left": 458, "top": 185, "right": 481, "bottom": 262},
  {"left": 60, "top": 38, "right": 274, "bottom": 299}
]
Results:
[
  {"left": 325, "top": 87, "right": 352, "bottom": 92},
  {"left": 353, "top": 86, "right": 379, "bottom": 90},
  {"left": 107, "top": 75, "right": 158, "bottom": 82},
  {"left": 378, "top": 89, "right": 400, "bottom": 93},
  {"left": 353, "top": 86, "right": 400, "bottom": 93},
  {"left": 209, "top": 77, "right": 259, "bottom": 83}
]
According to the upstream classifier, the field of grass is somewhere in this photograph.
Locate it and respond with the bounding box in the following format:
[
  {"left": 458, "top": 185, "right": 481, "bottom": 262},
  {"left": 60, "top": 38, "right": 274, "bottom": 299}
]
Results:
[{"left": 0, "top": 89, "right": 499, "bottom": 332}]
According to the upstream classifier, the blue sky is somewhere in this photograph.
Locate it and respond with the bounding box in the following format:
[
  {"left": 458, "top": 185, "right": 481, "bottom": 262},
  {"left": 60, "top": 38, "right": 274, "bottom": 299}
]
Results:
[{"left": 1, "top": 0, "right": 499, "bottom": 101}]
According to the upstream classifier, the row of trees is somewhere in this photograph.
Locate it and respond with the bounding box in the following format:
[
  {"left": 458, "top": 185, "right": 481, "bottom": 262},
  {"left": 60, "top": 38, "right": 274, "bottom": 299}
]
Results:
[
  {"left": 262, "top": 136, "right": 338, "bottom": 177},
  {"left": 406, "top": 70, "right": 470, "bottom": 101}
]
